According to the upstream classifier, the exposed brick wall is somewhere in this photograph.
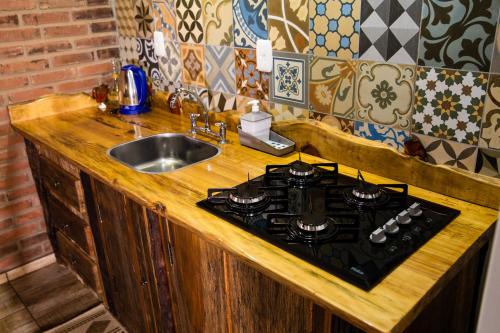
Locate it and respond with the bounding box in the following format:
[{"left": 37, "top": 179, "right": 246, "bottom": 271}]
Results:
[{"left": 0, "top": 0, "right": 119, "bottom": 273}]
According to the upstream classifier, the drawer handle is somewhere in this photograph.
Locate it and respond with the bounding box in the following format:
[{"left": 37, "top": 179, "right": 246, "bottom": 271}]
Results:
[
  {"left": 53, "top": 180, "right": 61, "bottom": 188},
  {"left": 71, "top": 257, "right": 77, "bottom": 265},
  {"left": 141, "top": 280, "right": 148, "bottom": 287},
  {"left": 63, "top": 224, "right": 69, "bottom": 229}
]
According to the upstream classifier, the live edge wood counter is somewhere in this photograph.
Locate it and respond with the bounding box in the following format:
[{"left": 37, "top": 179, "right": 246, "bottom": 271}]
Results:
[{"left": 9, "top": 96, "right": 498, "bottom": 333}]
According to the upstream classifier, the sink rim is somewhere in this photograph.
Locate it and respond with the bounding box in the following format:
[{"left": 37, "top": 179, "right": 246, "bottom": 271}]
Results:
[{"left": 107, "top": 132, "right": 221, "bottom": 174}]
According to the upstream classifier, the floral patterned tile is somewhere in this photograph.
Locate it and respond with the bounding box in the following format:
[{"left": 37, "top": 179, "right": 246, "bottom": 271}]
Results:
[
  {"left": 236, "top": 95, "right": 269, "bottom": 111},
  {"left": 479, "top": 74, "right": 500, "bottom": 150},
  {"left": 268, "top": 0, "right": 309, "bottom": 53},
  {"left": 359, "top": 0, "right": 421, "bottom": 64},
  {"left": 209, "top": 91, "right": 237, "bottom": 112},
  {"left": 414, "top": 133, "right": 478, "bottom": 171},
  {"left": 418, "top": 0, "right": 500, "bottom": 72},
  {"left": 309, "top": 56, "right": 357, "bottom": 119},
  {"left": 116, "top": 0, "right": 136, "bottom": 37},
  {"left": 354, "top": 121, "right": 409, "bottom": 151},
  {"left": 475, "top": 148, "right": 500, "bottom": 178},
  {"left": 356, "top": 61, "right": 415, "bottom": 130},
  {"left": 491, "top": 23, "right": 500, "bottom": 73},
  {"left": 158, "top": 39, "right": 181, "bottom": 82},
  {"left": 180, "top": 44, "right": 206, "bottom": 87},
  {"left": 152, "top": 0, "right": 177, "bottom": 41},
  {"left": 413, "top": 67, "right": 488, "bottom": 145},
  {"left": 137, "top": 38, "right": 163, "bottom": 89},
  {"left": 235, "top": 48, "right": 270, "bottom": 100},
  {"left": 134, "top": 0, "right": 154, "bottom": 39},
  {"left": 119, "top": 36, "right": 139, "bottom": 66},
  {"left": 233, "top": 0, "right": 268, "bottom": 48},
  {"left": 203, "top": 0, "right": 233, "bottom": 45},
  {"left": 270, "top": 52, "right": 308, "bottom": 108},
  {"left": 205, "top": 45, "right": 236, "bottom": 94},
  {"left": 310, "top": 111, "right": 354, "bottom": 133},
  {"left": 269, "top": 102, "right": 309, "bottom": 121},
  {"left": 309, "top": 0, "right": 360, "bottom": 59},
  {"left": 176, "top": 0, "right": 204, "bottom": 43}
]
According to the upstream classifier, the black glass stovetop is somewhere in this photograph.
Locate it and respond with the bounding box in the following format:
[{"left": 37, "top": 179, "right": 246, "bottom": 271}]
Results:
[{"left": 197, "top": 161, "right": 460, "bottom": 290}]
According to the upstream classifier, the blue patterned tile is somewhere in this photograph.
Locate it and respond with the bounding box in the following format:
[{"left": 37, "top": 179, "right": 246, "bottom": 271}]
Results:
[
  {"left": 354, "top": 121, "right": 409, "bottom": 151},
  {"left": 233, "top": 0, "right": 268, "bottom": 48},
  {"left": 271, "top": 52, "right": 308, "bottom": 108}
]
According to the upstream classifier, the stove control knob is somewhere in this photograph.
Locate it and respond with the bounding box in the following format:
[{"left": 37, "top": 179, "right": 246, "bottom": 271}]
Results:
[
  {"left": 408, "top": 202, "right": 423, "bottom": 217},
  {"left": 396, "top": 211, "right": 412, "bottom": 225},
  {"left": 383, "top": 218, "right": 400, "bottom": 234},
  {"left": 369, "top": 228, "right": 387, "bottom": 244}
]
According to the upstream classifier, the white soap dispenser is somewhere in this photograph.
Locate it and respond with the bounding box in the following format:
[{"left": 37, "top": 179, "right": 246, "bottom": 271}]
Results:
[{"left": 240, "top": 100, "right": 272, "bottom": 140}]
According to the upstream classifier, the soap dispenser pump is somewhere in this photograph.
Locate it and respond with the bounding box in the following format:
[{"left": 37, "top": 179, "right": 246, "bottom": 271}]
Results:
[{"left": 240, "top": 100, "right": 272, "bottom": 140}]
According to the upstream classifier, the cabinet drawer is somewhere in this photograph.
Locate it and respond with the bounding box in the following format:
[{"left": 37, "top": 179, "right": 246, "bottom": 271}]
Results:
[
  {"left": 40, "top": 157, "right": 84, "bottom": 214},
  {"left": 48, "top": 195, "right": 94, "bottom": 257},
  {"left": 57, "top": 231, "right": 99, "bottom": 292}
]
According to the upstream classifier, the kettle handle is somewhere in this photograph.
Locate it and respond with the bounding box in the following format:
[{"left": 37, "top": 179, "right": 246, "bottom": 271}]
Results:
[{"left": 131, "top": 66, "right": 147, "bottom": 106}]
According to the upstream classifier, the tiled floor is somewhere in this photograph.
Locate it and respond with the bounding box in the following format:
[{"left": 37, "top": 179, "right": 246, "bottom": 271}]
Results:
[{"left": 0, "top": 263, "right": 125, "bottom": 333}]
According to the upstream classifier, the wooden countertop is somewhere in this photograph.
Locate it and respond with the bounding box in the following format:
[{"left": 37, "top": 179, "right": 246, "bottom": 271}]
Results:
[{"left": 10, "top": 102, "right": 498, "bottom": 333}]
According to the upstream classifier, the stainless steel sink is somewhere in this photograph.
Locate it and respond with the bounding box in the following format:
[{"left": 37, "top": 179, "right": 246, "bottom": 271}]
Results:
[{"left": 108, "top": 133, "right": 220, "bottom": 173}]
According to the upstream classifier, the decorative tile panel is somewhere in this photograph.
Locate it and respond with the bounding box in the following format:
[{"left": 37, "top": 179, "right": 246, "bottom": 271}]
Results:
[
  {"left": 176, "top": 0, "right": 204, "bottom": 43},
  {"left": 205, "top": 45, "right": 236, "bottom": 94},
  {"left": 181, "top": 44, "right": 206, "bottom": 87},
  {"left": 491, "top": 23, "right": 500, "bottom": 73},
  {"left": 413, "top": 67, "right": 488, "bottom": 145},
  {"left": 359, "top": 0, "right": 421, "bottom": 64},
  {"left": 203, "top": 0, "right": 233, "bottom": 45},
  {"left": 268, "top": 0, "right": 309, "bottom": 53},
  {"left": 119, "top": 36, "right": 139, "bottom": 65},
  {"left": 354, "top": 121, "right": 409, "bottom": 151},
  {"left": 235, "top": 48, "right": 270, "bottom": 100},
  {"left": 356, "top": 61, "right": 415, "bottom": 129},
  {"left": 309, "top": 0, "right": 360, "bottom": 59},
  {"left": 479, "top": 74, "right": 500, "bottom": 150},
  {"left": 475, "top": 148, "right": 500, "bottom": 178},
  {"left": 269, "top": 102, "right": 309, "bottom": 121},
  {"left": 134, "top": 0, "right": 154, "bottom": 39},
  {"left": 310, "top": 111, "right": 354, "bottom": 133},
  {"left": 116, "top": 0, "right": 136, "bottom": 37},
  {"left": 209, "top": 91, "right": 237, "bottom": 112},
  {"left": 158, "top": 40, "right": 182, "bottom": 82},
  {"left": 153, "top": 0, "right": 177, "bottom": 41},
  {"left": 418, "top": 0, "right": 500, "bottom": 72},
  {"left": 309, "top": 56, "right": 357, "bottom": 119},
  {"left": 137, "top": 38, "right": 163, "bottom": 89},
  {"left": 271, "top": 52, "right": 308, "bottom": 108},
  {"left": 415, "top": 133, "right": 478, "bottom": 171},
  {"left": 233, "top": 0, "right": 268, "bottom": 48}
]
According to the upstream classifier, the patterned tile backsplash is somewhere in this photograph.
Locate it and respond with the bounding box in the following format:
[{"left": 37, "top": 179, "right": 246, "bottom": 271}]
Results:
[{"left": 116, "top": 0, "right": 500, "bottom": 178}]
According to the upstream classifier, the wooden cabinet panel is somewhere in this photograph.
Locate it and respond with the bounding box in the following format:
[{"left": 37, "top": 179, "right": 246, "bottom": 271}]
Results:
[{"left": 167, "top": 222, "right": 227, "bottom": 333}]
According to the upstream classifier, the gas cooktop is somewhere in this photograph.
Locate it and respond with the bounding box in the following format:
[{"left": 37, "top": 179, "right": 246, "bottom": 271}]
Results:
[{"left": 197, "top": 160, "right": 460, "bottom": 290}]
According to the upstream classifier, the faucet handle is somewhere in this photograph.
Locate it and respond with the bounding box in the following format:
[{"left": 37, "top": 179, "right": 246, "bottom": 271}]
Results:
[
  {"left": 215, "top": 122, "right": 227, "bottom": 144},
  {"left": 189, "top": 113, "right": 200, "bottom": 120},
  {"left": 215, "top": 121, "right": 226, "bottom": 128}
]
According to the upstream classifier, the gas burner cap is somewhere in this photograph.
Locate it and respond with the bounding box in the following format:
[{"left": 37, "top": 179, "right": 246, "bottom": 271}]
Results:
[
  {"left": 294, "top": 215, "right": 329, "bottom": 232},
  {"left": 289, "top": 161, "right": 315, "bottom": 177},
  {"left": 229, "top": 187, "right": 266, "bottom": 205},
  {"left": 352, "top": 185, "right": 383, "bottom": 200}
]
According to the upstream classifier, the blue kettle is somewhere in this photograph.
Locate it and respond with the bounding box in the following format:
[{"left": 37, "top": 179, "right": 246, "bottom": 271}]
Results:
[{"left": 118, "top": 65, "right": 150, "bottom": 115}]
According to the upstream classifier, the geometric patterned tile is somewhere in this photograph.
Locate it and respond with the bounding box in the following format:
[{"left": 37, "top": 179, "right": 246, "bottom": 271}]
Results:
[
  {"left": 269, "top": 102, "right": 309, "bottom": 122},
  {"left": 413, "top": 67, "right": 488, "bottom": 145},
  {"left": 181, "top": 44, "right": 206, "bottom": 87},
  {"left": 475, "top": 148, "right": 500, "bottom": 178},
  {"left": 233, "top": 0, "right": 268, "bottom": 48},
  {"left": 418, "top": 0, "right": 500, "bottom": 72},
  {"left": 208, "top": 90, "right": 237, "bottom": 112},
  {"left": 354, "top": 121, "right": 410, "bottom": 151},
  {"left": 271, "top": 51, "right": 308, "bottom": 108},
  {"left": 309, "top": 56, "right": 357, "bottom": 119},
  {"left": 309, "top": 0, "right": 361, "bottom": 59},
  {"left": 119, "top": 36, "right": 139, "bottom": 66},
  {"left": 309, "top": 110, "right": 354, "bottom": 133},
  {"left": 360, "top": 0, "right": 421, "bottom": 64},
  {"left": 492, "top": 23, "right": 500, "bottom": 73},
  {"left": 134, "top": 0, "right": 154, "bottom": 39},
  {"left": 479, "top": 74, "right": 500, "bottom": 150},
  {"left": 158, "top": 39, "right": 182, "bottom": 82},
  {"left": 116, "top": 0, "right": 137, "bottom": 37},
  {"left": 236, "top": 95, "right": 270, "bottom": 111},
  {"left": 137, "top": 38, "right": 163, "bottom": 89},
  {"left": 356, "top": 60, "right": 415, "bottom": 129},
  {"left": 153, "top": 0, "right": 177, "bottom": 41},
  {"left": 268, "top": 0, "right": 309, "bottom": 53},
  {"left": 203, "top": 0, "right": 233, "bottom": 45},
  {"left": 235, "top": 48, "right": 270, "bottom": 100},
  {"left": 415, "top": 133, "right": 478, "bottom": 171},
  {"left": 176, "top": 0, "right": 204, "bottom": 43},
  {"left": 205, "top": 45, "right": 236, "bottom": 94}
]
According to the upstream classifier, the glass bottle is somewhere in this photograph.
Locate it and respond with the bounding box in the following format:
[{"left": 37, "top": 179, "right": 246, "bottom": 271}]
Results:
[{"left": 108, "top": 59, "right": 121, "bottom": 113}]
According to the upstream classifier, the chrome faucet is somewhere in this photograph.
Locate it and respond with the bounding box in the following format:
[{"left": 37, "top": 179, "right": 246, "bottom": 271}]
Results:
[{"left": 170, "top": 88, "right": 227, "bottom": 144}]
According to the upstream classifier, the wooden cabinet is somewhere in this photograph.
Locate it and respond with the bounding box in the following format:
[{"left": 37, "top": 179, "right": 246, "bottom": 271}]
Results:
[{"left": 88, "top": 178, "right": 175, "bottom": 333}]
